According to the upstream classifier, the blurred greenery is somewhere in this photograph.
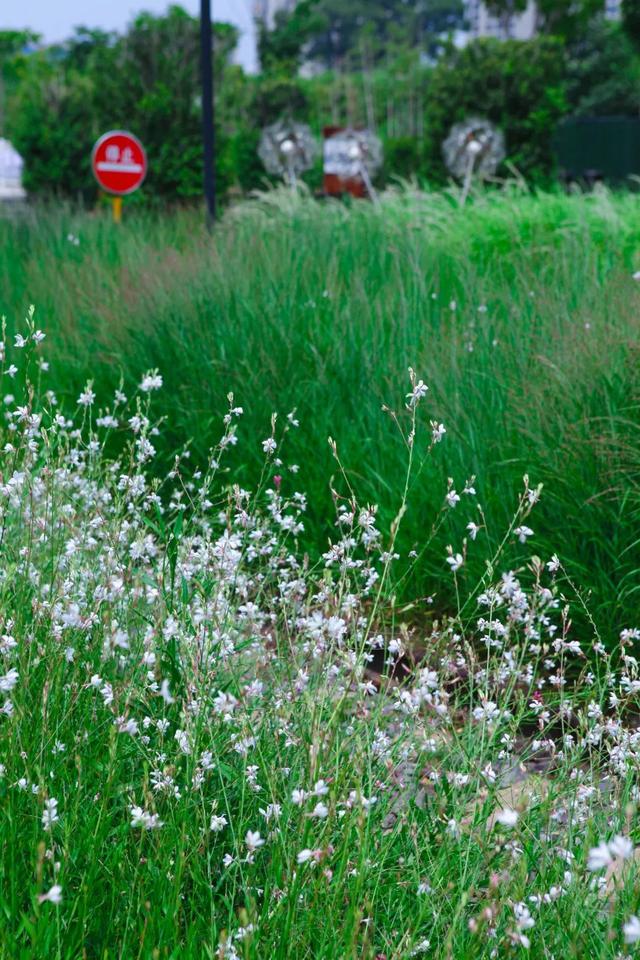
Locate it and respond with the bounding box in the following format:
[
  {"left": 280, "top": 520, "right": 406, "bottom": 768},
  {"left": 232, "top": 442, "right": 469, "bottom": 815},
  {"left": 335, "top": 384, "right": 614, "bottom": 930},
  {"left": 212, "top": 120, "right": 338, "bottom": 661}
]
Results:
[{"left": 2, "top": 5, "right": 640, "bottom": 200}]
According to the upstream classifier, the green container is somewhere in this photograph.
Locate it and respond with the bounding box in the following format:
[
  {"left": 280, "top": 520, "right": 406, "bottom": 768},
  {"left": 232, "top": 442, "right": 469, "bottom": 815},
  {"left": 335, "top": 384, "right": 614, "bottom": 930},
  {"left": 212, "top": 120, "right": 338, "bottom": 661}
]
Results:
[{"left": 553, "top": 116, "right": 640, "bottom": 185}]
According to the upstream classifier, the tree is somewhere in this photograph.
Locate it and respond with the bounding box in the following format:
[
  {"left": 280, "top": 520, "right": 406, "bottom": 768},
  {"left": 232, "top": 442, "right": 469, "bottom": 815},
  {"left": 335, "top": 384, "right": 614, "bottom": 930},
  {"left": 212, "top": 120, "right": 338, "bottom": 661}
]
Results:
[
  {"left": 301, "top": 0, "right": 464, "bottom": 68},
  {"left": 536, "top": 0, "right": 604, "bottom": 39},
  {"left": 565, "top": 19, "right": 640, "bottom": 115},
  {"left": 485, "top": 0, "right": 604, "bottom": 41},
  {"left": 257, "top": 0, "right": 326, "bottom": 75},
  {"left": 0, "top": 30, "right": 40, "bottom": 134},
  {"left": 0, "top": 29, "right": 39, "bottom": 59},
  {"left": 622, "top": 0, "right": 640, "bottom": 50},
  {"left": 423, "top": 36, "right": 568, "bottom": 182},
  {"left": 482, "top": 0, "right": 528, "bottom": 38},
  {"left": 6, "top": 7, "right": 242, "bottom": 200}
]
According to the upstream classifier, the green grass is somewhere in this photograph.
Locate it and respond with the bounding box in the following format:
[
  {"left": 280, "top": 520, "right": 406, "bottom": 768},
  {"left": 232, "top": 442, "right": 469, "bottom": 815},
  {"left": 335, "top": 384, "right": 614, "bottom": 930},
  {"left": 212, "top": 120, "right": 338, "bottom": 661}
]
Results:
[
  {"left": 0, "top": 321, "right": 639, "bottom": 959},
  {"left": 1, "top": 240, "right": 640, "bottom": 958},
  {"left": 2, "top": 185, "right": 640, "bottom": 640}
]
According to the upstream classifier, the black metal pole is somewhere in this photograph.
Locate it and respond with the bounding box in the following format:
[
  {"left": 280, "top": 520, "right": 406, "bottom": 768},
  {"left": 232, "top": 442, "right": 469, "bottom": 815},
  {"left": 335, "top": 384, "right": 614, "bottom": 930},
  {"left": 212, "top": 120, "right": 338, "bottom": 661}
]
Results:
[{"left": 200, "top": 0, "right": 216, "bottom": 227}]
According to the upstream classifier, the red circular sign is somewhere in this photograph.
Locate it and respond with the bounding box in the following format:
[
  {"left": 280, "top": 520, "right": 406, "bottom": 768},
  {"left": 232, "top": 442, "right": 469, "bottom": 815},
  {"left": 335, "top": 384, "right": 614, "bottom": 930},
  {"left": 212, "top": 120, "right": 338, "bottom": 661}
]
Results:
[{"left": 91, "top": 130, "right": 147, "bottom": 195}]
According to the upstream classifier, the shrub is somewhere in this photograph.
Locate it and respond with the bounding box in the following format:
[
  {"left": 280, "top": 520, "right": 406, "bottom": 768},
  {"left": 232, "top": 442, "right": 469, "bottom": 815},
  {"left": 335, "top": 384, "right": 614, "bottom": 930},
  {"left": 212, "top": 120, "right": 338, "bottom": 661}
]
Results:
[{"left": 423, "top": 37, "right": 568, "bottom": 183}]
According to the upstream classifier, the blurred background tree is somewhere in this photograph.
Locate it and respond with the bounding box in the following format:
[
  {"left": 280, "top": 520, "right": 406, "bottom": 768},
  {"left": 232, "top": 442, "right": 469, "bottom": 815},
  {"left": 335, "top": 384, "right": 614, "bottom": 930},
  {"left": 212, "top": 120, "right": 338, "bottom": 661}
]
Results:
[
  {"left": 5, "top": 8, "right": 242, "bottom": 200},
  {"left": 423, "top": 36, "right": 568, "bottom": 182},
  {"left": 622, "top": 0, "right": 640, "bottom": 49},
  {"left": 303, "top": 0, "right": 463, "bottom": 67},
  {"left": 4, "top": 1, "right": 640, "bottom": 201}
]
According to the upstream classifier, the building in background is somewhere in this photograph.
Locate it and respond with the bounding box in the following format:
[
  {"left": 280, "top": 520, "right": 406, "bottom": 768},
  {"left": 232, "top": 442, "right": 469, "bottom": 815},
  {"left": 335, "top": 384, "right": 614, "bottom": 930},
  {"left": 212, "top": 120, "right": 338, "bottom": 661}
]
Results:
[
  {"left": 465, "top": 0, "right": 536, "bottom": 39},
  {"left": 0, "top": 139, "right": 26, "bottom": 202},
  {"left": 465, "top": 0, "right": 621, "bottom": 40}
]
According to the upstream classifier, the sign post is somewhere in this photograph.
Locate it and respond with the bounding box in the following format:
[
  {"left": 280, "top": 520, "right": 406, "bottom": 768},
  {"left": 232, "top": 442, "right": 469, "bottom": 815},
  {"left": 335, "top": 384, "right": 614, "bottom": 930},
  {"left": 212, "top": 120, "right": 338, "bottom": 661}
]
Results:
[{"left": 91, "top": 130, "right": 147, "bottom": 221}]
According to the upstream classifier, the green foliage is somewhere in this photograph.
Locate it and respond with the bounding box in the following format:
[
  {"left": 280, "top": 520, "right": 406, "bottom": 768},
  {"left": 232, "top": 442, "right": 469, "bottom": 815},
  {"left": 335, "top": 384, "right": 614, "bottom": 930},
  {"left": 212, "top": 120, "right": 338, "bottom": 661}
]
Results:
[
  {"left": 566, "top": 20, "right": 640, "bottom": 115},
  {"left": 8, "top": 61, "right": 96, "bottom": 196},
  {"left": 6, "top": 8, "right": 239, "bottom": 201},
  {"left": 424, "top": 37, "right": 568, "bottom": 182},
  {"left": 257, "top": 0, "right": 326, "bottom": 75},
  {"left": 383, "top": 136, "right": 426, "bottom": 180},
  {"left": 622, "top": 0, "right": 640, "bottom": 50},
  {"left": 486, "top": 0, "right": 604, "bottom": 41},
  {"left": 536, "top": 0, "right": 607, "bottom": 40},
  {"left": 5, "top": 7, "right": 640, "bottom": 199},
  {"left": 0, "top": 29, "right": 40, "bottom": 59},
  {"left": 252, "top": 76, "right": 310, "bottom": 126},
  {"left": 304, "top": 0, "right": 464, "bottom": 66}
]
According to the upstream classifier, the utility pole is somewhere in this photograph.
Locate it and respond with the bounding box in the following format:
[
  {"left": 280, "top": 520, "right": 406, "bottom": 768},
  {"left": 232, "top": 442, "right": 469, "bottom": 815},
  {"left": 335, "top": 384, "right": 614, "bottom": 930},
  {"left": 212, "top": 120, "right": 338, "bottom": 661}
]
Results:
[{"left": 200, "top": 0, "right": 216, "bottom": 228}]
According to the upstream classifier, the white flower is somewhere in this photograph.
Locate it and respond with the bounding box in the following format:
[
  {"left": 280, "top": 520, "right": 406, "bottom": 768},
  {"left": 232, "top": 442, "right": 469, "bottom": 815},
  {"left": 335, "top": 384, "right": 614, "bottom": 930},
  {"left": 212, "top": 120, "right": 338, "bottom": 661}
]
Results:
[
  {"left": 311, "top": 802, "right": 329, "bottom": 819},
  {"left": 42, "top": 798, "right": 59, "bottom": 831},
  {"left": 514, "top": 902, "right": 534, "bottom": 930},
  {"left": 130, "top": 805, "right": 163, "bottom": 831},
  {"left": 430, "top": 421, "right": 446, "bottom": 443},
  {"left": 139, "top": 373, "right": 163, "bottom": 392},
  {"left": 587, "top": 840, "right": 613, "bottom": 872},
  {"left": 624, "top": 916, "right": 640, "bottom": 944},
  {"left": 406, "top": 377, "right": 428, "bottom": 408},
  {"left": 210, "top": 814, "right": 228, "bottom": 832},
  {"left": 291, "top": 789, "right": 306, "bottom": 805},
  {"left": 633, "top": 271, "right": 640, "bottom": 282},
  {"left": 159, "top": 679, "right": 174, "bottom": 705},
  {"left": 587, "top": 835, "right": 634, "bottom": 871},
  {"left": 514, "top": 902, "right": 535, "bottom": 946},
  {"left": 495, "top": 808, "right": 519, "bottom": 828},
  {"left": 14, "top": 334, "right": 27, "bottom": 349},
  {"left": 408, "top": 939, "right": 431, "bottom": 956},
  {"left": 547, "top": 554, "right": 560, "bottom": 572},
  {"left": 473, "top": 701, "right": 501, "bottom": 722},
  {"left": 77, "top": 386, "right": 95, "bottom": 407},
  {"left": 0, "top": 668, "right": 19, "bottom": 693},
  {"left": 38, "top": 884, "right": 62, "bottom": 904},
  {"left": 262, "top": 438, "right": 277, "bottom": 455},
  {"left": 609, "top": 835, "right": 634, "bottom": 861},
  {"left": 297, "top": 848, "right": 314, "bottom": 864},
  {"left": 514, "top": 525, "right": 533, "bottom": 544},
  {"left": 118, "top": 718, "right": 138, "bottom": 736},
  {"left": 446, "top": 552, "right": 464, "bottom": 573},
  {"left": 313, "top": 780, "right": 329, "bottom": 797},
  {"left": 446, "top": 489, "right": 460, "bottom": 509},
  {"left": 245, "top": 830, "right": 265, "bottom": 854},
  {"left": 466, "top": 521, "right": 480, "bottom": 540}
]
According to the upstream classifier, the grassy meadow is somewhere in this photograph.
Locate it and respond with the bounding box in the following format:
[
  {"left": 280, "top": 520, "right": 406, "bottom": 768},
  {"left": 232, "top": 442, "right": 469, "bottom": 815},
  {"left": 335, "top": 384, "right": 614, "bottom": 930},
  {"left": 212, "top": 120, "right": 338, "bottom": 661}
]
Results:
[
  {"left": 1, "top": 187, "right": 640, "bottom": 958},
  {"left": 2, "top": 186, "right": 639, "bottom": 637}
]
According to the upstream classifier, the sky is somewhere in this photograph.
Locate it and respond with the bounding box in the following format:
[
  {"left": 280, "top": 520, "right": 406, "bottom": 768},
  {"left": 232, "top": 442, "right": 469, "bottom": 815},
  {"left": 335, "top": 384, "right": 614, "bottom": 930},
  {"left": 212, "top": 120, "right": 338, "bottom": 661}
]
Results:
[{"left": 1, "top": 0, "right": 258, "bottom": 70}]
